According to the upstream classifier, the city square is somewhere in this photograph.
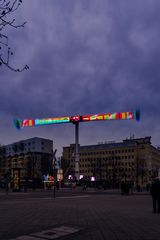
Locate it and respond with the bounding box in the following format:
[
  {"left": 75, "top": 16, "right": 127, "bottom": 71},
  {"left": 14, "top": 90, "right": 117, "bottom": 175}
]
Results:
[
  {"left": 1, "top": 1, "right": 160, "bottom": 240},
  {"left": 0, "top": 190, "right": 159, "bottom": 240}
]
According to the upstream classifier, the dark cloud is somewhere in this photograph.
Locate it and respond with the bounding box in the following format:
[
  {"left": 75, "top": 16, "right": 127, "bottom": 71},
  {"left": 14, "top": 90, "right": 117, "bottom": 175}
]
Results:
[{"left": 1, "top": 0, "right": 160, "bottom": 154}]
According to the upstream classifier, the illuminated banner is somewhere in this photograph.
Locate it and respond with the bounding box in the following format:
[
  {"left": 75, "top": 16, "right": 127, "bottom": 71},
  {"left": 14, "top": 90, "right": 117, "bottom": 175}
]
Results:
[
  {"left": 14, "top": 110, "right": 140, "bottom": 129},
  {"left": 82, "top": 111, "right": 137, "bottom": 122},
  {"left": 35, "top": 117, "right": 70, "bottom": 126}
]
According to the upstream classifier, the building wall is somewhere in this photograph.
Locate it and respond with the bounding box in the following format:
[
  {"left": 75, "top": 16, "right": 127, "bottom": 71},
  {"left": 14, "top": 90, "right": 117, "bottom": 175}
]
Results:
[
  {"left": 4, "top": 137, "right": 53, "bottom": 157},
  {"left": 0, "top": 137, "right": 53, "bottom": 180},
  {"left": 62, "top": 137, "right": 160, "bottom": 188}
]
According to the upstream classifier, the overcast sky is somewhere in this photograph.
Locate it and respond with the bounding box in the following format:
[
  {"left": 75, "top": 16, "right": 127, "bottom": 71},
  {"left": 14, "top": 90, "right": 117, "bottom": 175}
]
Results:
[{"left": 0, "top": 0, "right": 160, "bottom": 156}]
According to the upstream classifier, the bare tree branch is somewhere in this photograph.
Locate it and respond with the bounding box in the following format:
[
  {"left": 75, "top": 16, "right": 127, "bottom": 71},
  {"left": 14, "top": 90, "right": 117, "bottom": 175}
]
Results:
[{"left": 0, "top": 0, "right": 29, "bottom": 72}]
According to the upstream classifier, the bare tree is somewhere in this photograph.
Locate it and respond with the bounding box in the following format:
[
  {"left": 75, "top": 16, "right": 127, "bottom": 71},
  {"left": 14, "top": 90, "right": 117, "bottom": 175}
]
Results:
[{"left": 0, "top": 0, "right": 29, "bottom": 72}]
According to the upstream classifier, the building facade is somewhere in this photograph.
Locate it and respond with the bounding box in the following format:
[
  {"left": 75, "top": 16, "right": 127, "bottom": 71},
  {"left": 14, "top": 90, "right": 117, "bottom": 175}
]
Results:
[
  {"left": 62, "top": 136, "right": 160, "bottom": 188},
  {"left": 0, "top": 137, "right": 53, "bottom": 182}
]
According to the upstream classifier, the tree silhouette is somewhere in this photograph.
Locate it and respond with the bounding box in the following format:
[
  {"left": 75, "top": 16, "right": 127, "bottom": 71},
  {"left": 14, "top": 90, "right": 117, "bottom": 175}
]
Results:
[{"left": 0, "top": 0, "right": 29, "bottom": 71}]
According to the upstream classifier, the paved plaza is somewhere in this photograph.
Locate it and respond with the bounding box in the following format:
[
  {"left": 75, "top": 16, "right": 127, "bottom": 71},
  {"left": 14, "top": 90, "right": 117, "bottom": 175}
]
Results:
[{"left": 0, "top": 190, "right": 159, "bottom": 240}]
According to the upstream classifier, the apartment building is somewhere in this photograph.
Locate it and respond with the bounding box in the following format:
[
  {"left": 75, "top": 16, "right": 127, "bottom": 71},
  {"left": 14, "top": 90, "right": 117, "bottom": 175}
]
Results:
[{"left": 0, "top": 137, "right": 53, "bottom": 180}]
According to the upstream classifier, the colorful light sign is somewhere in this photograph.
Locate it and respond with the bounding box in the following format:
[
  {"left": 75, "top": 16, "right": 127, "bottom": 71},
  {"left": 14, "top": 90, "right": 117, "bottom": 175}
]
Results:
[
  {"left": 35, "top": 117, "right": 70, "bottom": 126},
  {"left": 14, "top": 110, "right": 140, "bottom": 129}
]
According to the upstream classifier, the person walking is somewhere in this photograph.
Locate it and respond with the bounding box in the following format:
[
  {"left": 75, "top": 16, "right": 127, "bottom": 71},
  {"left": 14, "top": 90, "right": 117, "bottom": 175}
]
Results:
[{"left": 150, "top": 177, "right": 160, "bottom": 213}]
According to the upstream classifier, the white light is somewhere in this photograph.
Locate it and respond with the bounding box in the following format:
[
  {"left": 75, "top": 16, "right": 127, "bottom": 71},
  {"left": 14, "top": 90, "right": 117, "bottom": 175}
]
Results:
[
  {"left": 68, "top": 175, "right": 73, "bottom": 180},
  {"left": 91, "top": 176, "right": 95, "bottom": 181},
  {"left": 80, "top": 175, "right": 84, "bottom": 179}
]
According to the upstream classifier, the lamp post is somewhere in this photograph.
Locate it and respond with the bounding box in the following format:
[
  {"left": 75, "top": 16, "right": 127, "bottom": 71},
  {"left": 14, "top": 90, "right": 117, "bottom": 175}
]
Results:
[
  {"left": 136, "top": 142, "right": 139, "bottom": 191},
  {"left": 75, "top": 122, "right": 80, "bottom": 181},
  {"left": 52, "top": 149, "right": 57, "bottom": 198}
]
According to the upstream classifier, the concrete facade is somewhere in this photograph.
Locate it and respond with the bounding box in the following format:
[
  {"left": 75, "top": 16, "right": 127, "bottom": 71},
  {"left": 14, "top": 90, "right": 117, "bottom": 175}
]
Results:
[{"left": 62, "top": 136, "right": 160, "bottom": 188}]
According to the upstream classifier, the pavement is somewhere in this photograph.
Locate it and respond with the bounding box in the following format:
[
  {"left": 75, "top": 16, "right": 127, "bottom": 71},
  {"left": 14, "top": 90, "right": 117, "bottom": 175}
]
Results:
[{"left": 0, "top": 189, "right": 159, "bottom": 240}]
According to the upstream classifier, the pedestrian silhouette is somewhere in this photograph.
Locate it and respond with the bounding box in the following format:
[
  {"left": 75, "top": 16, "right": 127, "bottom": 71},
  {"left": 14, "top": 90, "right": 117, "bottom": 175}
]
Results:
[
  {"left": 121, "top": 181, "right": 130, "bottom": 195},
  {"left": 150, "top": 177, "right": 160, "bottom": 213}
]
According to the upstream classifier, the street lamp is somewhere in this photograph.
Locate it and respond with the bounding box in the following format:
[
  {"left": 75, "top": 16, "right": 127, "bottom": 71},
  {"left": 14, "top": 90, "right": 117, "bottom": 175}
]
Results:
[{"left": 52, "top": 149, "right": 57, "bottom": 198}]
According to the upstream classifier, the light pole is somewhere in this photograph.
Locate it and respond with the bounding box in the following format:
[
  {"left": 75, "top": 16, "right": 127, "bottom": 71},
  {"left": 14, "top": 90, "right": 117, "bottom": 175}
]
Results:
[
  {"left": 136, "top": 142, "right": 139, "bottom": 191},
  {"left": 75, "top": 122, "right": 80, "bottom": 181},
  {"left": 52, "top": 149, "right": 57, "bottom": 198}
]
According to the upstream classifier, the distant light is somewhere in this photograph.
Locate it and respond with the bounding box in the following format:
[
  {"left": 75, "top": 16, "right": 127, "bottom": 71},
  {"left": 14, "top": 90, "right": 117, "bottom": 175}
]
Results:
[
  {"left": 91, "top": 176, "right": 95, "bottom": 181},
  {"left": 43, "top": 174, "right": 49, "bottom": 181},
  {"left": 80, "top": 175, "right": 84, "bottom": 179},
  {"left": 68, "top": 175, "right": 73, "bottom": 180}
]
